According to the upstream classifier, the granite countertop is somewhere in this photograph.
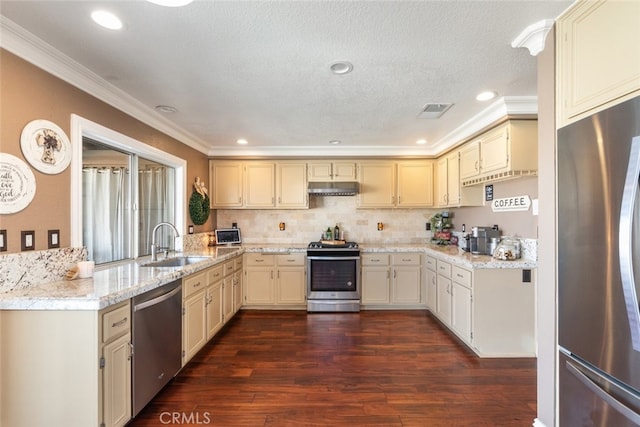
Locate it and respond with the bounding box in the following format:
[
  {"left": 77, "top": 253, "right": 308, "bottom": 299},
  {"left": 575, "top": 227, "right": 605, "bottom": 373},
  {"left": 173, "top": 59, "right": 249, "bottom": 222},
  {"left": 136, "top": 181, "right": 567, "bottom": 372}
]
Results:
[
  {"left": 0, "top": 246, "right": 244, "bottom": 311},
  {"left": 0, "top": 242, "right": 535, "bottom": 311}
]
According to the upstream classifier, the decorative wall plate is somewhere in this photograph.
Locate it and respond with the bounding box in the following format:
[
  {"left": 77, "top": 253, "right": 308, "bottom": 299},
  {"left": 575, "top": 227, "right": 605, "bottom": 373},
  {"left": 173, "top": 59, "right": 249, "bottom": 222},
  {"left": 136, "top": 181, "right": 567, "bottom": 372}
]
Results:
[
  {"left": 20, "top": 119, "right": 71, "bottom": 174},
  {"left": 0, "top": 153, "right": 37, "bottom": 214}
]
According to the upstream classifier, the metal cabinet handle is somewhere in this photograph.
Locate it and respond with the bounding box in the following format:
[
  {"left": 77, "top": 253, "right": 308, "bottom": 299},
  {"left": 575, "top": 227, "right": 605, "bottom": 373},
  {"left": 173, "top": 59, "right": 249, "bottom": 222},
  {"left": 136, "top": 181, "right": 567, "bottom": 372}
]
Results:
[{"left": 112, "top": 317, "right": 127, "bottom": 328}]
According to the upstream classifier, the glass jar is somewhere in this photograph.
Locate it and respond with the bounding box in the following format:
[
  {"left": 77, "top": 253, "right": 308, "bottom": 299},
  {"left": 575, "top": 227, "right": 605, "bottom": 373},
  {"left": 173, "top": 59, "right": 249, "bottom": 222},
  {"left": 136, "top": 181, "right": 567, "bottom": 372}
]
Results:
[{"left": 493, "top": 237, "right": 521, "bottom": 260}]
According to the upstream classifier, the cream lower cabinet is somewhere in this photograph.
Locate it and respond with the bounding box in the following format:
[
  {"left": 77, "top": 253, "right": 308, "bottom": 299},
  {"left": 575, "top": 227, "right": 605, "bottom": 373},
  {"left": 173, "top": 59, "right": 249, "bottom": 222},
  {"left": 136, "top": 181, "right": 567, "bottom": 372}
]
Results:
[
  {"left": 430, "top": 258, "right": 536, "bottom": 357},
  {"left": 244, "top": 252, "right": 306, "bottom": 308},
  {"left": 233, "top": 256, "right": 243, "bottom": 313},
  {"left": 206, "top": 264, "right": 224, "bottom": 340},
  {"left": 182, "top": 269, "right": 208, "bottom": 364},
  {"left": 361, "top": 253, "right": 422, "bottom": 307},
  {"left": 0, "top": 302, "right": 132, "bottom": 427}
]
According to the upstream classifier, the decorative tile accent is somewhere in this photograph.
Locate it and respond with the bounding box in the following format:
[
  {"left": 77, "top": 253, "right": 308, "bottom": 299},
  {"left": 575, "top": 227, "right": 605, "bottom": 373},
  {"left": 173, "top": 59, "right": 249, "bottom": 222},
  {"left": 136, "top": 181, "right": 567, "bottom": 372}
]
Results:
[{"left": 0, "top": 247, "right": 87, "bottom": 294}]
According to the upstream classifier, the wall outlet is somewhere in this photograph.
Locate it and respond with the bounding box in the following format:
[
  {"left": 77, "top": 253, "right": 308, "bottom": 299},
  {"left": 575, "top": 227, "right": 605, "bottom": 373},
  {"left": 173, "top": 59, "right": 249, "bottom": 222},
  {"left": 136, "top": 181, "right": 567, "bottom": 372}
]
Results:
[{"left": 426, "top": 222, "right": 431, "bottom": 231}]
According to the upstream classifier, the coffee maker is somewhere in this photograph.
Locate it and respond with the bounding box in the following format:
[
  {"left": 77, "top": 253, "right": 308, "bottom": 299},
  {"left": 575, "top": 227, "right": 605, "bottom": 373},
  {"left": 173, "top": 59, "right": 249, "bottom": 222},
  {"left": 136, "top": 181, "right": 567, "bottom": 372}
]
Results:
[{"left": 465, "top": 225, "right": 500, "bottom": 255}]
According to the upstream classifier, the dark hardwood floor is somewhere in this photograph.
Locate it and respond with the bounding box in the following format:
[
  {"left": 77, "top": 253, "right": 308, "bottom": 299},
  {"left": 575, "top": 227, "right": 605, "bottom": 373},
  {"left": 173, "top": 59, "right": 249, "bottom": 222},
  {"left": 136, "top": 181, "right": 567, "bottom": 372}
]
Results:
[{"left": 128, "top": 310, "right": 536, "bottom": 427}]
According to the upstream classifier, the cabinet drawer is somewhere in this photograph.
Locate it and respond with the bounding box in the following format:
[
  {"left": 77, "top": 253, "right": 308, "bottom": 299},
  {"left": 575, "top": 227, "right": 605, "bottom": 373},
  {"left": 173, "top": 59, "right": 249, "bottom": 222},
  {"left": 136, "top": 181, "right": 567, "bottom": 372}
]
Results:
[
  {"left": 361, "top": 254, "right": 390, "bottom": 266},
  {"left": 425, "top": 256, "right": 437, "bottom": 271},
  {"left": 102, "top": 301, "right": 130, "bottom": 343},
  {"left": 183, "top": 271, "right": 207, "bottom": 298},
  {"left": 436, "top": 260, "right": 451, "bottom": 277},
  {"left": 223, "top": 260, "right": 234, "bottom": 276},
  {"left": 452, "top": 266, "right": 472, "bottom": 288},
  {"left": 208, "top": 264, "right": 224, "bottom": 283},
  {"left": 244, "top": 253, "right": 275, "bottom": 266},
  {"left": 277, "top": 253, "right": 305, "bottom": 266},
  {"left": 391, "top": 253, "right": 421, "bottom": 266}
]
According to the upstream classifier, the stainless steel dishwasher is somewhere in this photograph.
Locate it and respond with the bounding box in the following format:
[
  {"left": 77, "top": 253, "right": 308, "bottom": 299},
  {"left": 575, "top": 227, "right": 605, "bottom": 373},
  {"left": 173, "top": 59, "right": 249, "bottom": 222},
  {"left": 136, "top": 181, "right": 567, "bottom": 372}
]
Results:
[{"left": 132, "top": 279, "right": 182, "bottom": 416}]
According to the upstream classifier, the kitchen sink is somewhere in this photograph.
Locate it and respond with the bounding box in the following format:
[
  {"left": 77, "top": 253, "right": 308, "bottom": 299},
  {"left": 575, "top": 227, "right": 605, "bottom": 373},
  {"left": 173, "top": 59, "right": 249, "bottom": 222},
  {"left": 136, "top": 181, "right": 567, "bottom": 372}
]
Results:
[{"left": 141, "top": 256, "right": 211, "bottom": 268}]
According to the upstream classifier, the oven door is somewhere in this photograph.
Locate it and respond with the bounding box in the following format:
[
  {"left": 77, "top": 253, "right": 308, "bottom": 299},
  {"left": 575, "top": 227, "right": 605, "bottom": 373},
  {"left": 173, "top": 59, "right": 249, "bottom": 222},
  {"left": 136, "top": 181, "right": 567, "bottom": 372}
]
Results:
[{"left": 307, "top": 255, "right": 361, "bottom": 300}]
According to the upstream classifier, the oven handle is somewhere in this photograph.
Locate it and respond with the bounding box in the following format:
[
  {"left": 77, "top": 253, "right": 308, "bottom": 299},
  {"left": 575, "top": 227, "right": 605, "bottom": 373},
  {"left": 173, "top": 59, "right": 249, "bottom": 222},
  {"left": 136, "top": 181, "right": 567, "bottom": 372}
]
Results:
[{"left": 308, "top": 256, "right": 361, "bottom": 261}]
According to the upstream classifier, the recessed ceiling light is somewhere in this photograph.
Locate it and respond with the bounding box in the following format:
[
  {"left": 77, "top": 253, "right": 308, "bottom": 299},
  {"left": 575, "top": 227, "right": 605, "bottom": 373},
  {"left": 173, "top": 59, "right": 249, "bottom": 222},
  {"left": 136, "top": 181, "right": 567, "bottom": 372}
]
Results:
[
  {"left": 91, "top": 10, "right": 123, "bottom": 30},
  {"left": 416, "top": 139, "right": 427, "bottom": 145},
  {"left": 329, "top": 140, "right": 342, "bottom": 145},
  {"left": 155, "top": 105, "right": 177, "bottom": 114},
  {"left": 237, "top": 139, "right": 248, "bottom": 145},
  {"left": 330, "top": 62, "right": 353, "bottom": 75},
  {"left": 476, "top": 91, "right": 497, "bottom": 101},
  {"left": 146, "top": 0, "right": 193, "bottom": 6}
]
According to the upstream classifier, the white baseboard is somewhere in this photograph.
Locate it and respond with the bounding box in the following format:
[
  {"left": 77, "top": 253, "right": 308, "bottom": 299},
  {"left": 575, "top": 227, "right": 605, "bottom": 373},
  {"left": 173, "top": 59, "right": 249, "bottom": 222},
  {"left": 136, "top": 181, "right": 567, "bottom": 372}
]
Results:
[{"left": 533, "top": 418, "right": 547, "bottom": 427}]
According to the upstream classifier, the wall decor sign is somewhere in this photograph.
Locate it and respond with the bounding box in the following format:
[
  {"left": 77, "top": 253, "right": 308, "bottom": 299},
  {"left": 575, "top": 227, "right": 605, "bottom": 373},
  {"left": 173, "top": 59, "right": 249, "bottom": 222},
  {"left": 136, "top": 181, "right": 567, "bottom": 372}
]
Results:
[
  {"left": 0, "top": 153, "right": 37, "bottom": 214},
  {"left": 20, "top": 119, "right": 72, "bottom": 174},
  {"left": 491, "top": 195, "right": 531, "bottom": 212}
]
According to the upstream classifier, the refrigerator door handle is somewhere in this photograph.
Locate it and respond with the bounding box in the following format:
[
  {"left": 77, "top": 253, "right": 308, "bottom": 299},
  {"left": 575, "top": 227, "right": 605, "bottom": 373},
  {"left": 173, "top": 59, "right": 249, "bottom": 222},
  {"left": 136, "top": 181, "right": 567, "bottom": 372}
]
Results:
[
  {"left": 619, "top": 135, "right": 640, "bottom": 352},
  {"left": 566, "top": 359, "right": 640, "bottom": 425}
]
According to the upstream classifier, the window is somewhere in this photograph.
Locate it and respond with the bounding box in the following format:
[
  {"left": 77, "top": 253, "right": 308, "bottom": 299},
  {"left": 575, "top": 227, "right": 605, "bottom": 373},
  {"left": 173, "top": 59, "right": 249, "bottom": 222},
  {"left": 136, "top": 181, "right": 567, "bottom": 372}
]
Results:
[{"left": 71, "top": 115, "right": 186, "bottom": 264}]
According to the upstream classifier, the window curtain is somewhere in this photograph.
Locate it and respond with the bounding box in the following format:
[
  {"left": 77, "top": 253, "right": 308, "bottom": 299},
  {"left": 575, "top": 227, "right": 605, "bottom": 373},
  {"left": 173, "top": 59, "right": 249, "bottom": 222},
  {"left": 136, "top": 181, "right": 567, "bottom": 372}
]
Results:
[
  {"left": 138, "top": 166, "right": 175, "bottom": 256},
  {"left": 82, "top": 167, "right": 130, "bottom": 264}
]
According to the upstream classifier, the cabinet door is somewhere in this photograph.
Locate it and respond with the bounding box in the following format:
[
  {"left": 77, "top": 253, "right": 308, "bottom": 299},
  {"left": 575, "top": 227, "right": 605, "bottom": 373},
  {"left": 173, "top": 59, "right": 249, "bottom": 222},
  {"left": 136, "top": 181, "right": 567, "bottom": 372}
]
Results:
[
  {"left": 245, "top": 162, "right": 275, "bottom": 208},
  {"left": 206, "top": 282, "right": 223, "bottom": 339},
  {"left": 233, "top": 271, "right": 243, "bottom": 313},
  {"left": 436, "top": 275, "right": 452, "bottom": 326},
  {"left": 557, "top": 0, "right": 640, "bottom": 125},
  {"left": 183, "top": 290, "right": 207, "bottom": 363},
  {"left": 426, "top": 268, "right": 437, "bottom": 312},
  {"left": 391, "top": 266, "right": 421, "bottom": 304},
  {"left": 357, "top": 162, "right": 396, "bottom": 207},
  {"left": 307, "top": 162, "right": 333, "bottom": 181},
  {"left": 459, "top": 141, "right": 480, "bottom": 180},
  {"left": 361, "top": 266, "right": 390, "bottom": 304},
  {"left": 244, "top": 267, "right": 275, "bottom": 305},
  {"left": 210, "top": 161, "right": 243, "bottom": 208},
  {"left": 102, "top": 333, "right": 131, "bottom": 427},
  {"left": 446, "top": 152, "right": 460, "bottom": 207},
  {"left": 397, "top": 161, "right": 434, "bottom": 207},
  {"left": 451, "top": 282, "right": 472, "bottom": 343},
  {"left": 333, "top": 161, "right": 357, "bottom": 181},
  {"left": 222, "top": 277, "right": 234, "bottom": 321},
  {"left": 436, "top": 157, "right": 449, "bottom": 207},
  {"left": 276, "top": 162, "right": 308, "bottom": 208},
  {"left": 276, "top": 267, "right": 306, "bottom": 304},
  {"left": 479, "top": 124, "right": 509, "bottom": 175}
]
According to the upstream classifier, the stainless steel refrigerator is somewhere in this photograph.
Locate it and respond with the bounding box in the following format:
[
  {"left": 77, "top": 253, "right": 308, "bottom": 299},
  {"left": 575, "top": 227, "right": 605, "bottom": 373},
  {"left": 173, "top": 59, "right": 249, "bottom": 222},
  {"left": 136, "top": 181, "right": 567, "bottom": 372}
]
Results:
[{"left": 557, "top": 95, "right": 640, "bottom": 426}]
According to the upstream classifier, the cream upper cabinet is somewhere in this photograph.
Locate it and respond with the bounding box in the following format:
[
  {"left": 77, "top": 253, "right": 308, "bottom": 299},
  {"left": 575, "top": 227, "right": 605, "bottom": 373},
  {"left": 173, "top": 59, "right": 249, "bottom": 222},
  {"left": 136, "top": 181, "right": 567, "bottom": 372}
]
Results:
[
  {"left": 210, "top": 160, "right": 243, "bottom": 208},
  {"left": 307, "top": 161, "right": 357, "bottom": 181},
  {"left": 396, "top": 161, "right": 434, "bottom": 207},
  {"left": 459, "top": 140, "right": 480, "bottom": 181},
  {"left": 244, "top": 162, "right": 276, "bottom": 208},
  {"left": 358, "top": 160, "right": 434, "bottom": 208},
  {"left": 557, "top": 0, "right": 640, "bottom": 126},
  {"left": 437, "top": 151, "right": 482, "bottom": 208},
  {"left": 460, "top": 120, "right": 538, "bottom": 187},
  {"left": 436, "top": 157, "right": 449, "bottom": 207},
  {"left": 357, "top": 161, "right": 397, "bottom": 207},
  {"left": 276, "top": 161, "right": 308, "bottom": 208}
]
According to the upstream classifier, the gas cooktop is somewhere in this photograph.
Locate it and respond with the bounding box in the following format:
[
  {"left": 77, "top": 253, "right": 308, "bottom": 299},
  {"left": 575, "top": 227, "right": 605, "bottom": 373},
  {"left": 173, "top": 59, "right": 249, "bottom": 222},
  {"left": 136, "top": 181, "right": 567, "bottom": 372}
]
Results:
[{"left": 307, "top": 241, "right": 359, "bottom": 249}]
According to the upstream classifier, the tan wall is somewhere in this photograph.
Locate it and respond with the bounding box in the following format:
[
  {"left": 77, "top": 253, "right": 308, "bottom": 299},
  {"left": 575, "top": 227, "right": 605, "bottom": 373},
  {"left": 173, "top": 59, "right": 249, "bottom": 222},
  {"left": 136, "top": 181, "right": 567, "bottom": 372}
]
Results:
[{"left": 0, "top": 49, "right": 213, "bottom": 253}]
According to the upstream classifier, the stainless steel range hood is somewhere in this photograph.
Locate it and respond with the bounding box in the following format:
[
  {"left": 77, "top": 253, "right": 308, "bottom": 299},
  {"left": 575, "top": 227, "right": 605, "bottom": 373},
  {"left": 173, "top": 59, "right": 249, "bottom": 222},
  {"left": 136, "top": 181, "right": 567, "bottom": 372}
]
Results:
[{"left": 307, "top": 181, "right": 359, "bottom": 196}]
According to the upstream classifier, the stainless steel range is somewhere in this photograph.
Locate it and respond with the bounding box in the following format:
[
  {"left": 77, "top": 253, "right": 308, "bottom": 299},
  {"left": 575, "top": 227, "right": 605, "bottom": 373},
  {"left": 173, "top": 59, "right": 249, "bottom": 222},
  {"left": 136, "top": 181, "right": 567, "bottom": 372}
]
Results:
[{"left": 306, "top": 241, "right": 361, "bottom": 312}]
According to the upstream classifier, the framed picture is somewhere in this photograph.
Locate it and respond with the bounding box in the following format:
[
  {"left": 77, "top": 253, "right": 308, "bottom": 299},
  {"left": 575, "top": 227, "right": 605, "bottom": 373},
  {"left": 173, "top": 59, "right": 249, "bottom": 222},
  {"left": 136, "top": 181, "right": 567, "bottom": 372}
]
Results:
[
  {"left": 48, "top": 229, "right": 60, "bottom": 249},
  {"left": 21, "top": 230, "right": 35, "bottom": 251},
  {"left": 0, "top": 230, "right": 6, "bottom": 252}
]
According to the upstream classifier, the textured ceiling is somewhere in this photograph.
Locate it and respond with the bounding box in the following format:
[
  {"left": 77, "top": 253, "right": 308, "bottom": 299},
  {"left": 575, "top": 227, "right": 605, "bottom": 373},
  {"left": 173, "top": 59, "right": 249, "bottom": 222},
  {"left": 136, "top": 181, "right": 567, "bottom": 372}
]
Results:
[{"left": 0, "top": 0, "right": 571, "bottom": 156}]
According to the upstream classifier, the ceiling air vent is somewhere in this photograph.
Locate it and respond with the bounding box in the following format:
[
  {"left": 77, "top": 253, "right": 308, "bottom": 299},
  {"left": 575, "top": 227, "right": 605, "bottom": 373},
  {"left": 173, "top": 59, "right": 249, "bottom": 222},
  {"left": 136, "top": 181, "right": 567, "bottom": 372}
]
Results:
[{"left": 417, "top": 103, "right": 453, "bottom": 119}]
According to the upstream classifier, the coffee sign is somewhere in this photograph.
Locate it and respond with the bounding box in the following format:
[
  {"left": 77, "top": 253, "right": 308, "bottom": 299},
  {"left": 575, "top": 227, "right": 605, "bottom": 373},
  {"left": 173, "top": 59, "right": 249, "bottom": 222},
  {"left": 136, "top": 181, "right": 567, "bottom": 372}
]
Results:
[
  {"left": 491, "top": 195, "right": 531, "bottom": 212},
  {"left": 0, "top": 153, "right": 36, "bottom": 214}
]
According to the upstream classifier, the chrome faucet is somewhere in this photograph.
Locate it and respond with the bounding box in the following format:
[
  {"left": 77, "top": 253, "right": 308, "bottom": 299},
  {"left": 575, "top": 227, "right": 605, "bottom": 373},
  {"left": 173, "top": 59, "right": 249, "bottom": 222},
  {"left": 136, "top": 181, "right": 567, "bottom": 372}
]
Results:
[{"left": 150, "top": 222, "right": 180, "bottom": 261}]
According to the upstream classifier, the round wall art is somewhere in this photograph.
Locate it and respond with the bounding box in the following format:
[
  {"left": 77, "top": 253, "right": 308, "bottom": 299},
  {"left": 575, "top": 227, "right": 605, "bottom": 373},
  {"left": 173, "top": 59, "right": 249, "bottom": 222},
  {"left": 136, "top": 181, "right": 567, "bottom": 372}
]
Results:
[
  {"left": 20, "top": 119, "right": 72, "bottom": 174},
  {"left": 0, "top": 153, "right": 37, "bottom": 214}
]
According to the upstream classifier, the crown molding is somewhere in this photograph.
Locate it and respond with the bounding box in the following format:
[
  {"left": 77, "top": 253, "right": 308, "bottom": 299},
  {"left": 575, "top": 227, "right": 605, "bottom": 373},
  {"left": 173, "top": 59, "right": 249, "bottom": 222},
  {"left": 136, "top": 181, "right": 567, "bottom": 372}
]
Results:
[
  {"left": 511, "top": 19, "right": 555, "bottom": 56},
  {"left": 0, "top": 16, "right": 211, "bottom": 155},
  {"left": 208, "top": 145, "right": 439, "bottom": 158}
]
